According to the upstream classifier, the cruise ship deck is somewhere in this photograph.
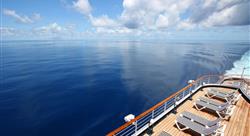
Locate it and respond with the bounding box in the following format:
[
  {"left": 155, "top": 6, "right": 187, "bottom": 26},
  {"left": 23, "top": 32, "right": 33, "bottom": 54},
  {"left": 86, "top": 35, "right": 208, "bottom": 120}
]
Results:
[
  {"left": 107, "top": 75, "right": 250, "bottom": 136},
  {"left": 143, "top": 85, "right": 250, "bottom": 136}
]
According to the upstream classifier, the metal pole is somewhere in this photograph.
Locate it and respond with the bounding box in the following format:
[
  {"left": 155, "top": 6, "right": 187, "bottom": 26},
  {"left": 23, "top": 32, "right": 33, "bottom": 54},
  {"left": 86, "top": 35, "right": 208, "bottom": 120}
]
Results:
[
  {"left": 241, "top": 67, "right": 250, "bottom": 78},
  {"left": 134, "top": 121, "right": 137, "bottom": 135},
  {"left": 240, "top": 67, "right": 250, "bottom": 88},
  {"left": 151, "top": 110, "right": 154, "bottom": 119},
  {"left": 241, "top": 67, "right": 245, "bottom": 78},
  {"left": 164, "top": 102, "right": 167, "bottom": 111}
]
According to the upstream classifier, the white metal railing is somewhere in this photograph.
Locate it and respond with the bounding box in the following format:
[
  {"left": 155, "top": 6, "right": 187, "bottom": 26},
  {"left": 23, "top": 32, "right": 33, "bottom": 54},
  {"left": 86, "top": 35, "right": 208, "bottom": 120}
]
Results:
[
  {"left": 107, "top": 75, "right": 222, "bottom": 136},
  {"left": 238, "top": 78, "right": 250, "bottom": 99},
  {"left": 222, "top": 74, "right": 250, "bottom": 99}
]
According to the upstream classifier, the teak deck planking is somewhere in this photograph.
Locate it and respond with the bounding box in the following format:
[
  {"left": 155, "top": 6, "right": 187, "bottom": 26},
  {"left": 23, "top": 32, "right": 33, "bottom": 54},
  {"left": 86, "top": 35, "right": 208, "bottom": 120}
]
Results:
[{"left": 143, "top": 84, "right": 250, "bottom": 136}]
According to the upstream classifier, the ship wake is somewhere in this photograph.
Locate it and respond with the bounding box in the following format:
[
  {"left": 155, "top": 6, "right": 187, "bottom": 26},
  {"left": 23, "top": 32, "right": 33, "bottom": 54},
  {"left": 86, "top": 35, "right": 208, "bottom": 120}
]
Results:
[{"left": 225, "top": 50, "right": 250, "bottom": 76}]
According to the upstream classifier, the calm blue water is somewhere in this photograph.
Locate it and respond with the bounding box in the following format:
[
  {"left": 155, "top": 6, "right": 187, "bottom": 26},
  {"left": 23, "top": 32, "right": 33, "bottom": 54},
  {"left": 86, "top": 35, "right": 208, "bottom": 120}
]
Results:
[{"left": 0, "top": 40, "right": 249, "bottom": 136}]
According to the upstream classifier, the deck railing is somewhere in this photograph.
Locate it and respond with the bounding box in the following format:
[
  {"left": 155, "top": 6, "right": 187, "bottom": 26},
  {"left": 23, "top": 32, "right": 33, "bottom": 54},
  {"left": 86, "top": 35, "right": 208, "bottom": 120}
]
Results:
[
  {"left": 223, "top": 74, "right": 250, "bottom": 97},
  {"left": 106, "top": 75, "right": 222, "bottom": 136}
]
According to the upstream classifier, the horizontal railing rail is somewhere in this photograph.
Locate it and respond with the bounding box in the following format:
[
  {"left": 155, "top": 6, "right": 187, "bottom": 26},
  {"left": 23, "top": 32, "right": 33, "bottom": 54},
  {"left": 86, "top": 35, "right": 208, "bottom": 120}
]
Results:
[{"left": 106, "top": 74, "right": 224, "bottom": 136}]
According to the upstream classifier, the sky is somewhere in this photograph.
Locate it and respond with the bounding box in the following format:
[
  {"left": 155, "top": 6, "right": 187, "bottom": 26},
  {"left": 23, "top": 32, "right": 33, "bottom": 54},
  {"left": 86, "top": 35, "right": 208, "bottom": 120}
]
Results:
[{"left": 1, "top": 0, "right": 250, "bottom": 41}]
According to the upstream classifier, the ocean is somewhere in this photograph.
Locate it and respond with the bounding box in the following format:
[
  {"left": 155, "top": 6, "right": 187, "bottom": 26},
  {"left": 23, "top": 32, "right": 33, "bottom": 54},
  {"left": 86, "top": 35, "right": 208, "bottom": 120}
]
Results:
[{"left": 0, "top": 40, "right": 249, "bottom": 136}]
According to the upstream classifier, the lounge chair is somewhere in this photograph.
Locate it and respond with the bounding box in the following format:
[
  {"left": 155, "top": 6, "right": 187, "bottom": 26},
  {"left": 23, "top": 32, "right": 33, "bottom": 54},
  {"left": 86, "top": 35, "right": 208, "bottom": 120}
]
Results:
[
  {"left": 194, "top": 97, "right": 235, "bottom": 119},
  {"left": 175, "top": 111, "right": 226, "bottom": 136},
  {"left": 205, "top": 88, "right": 240, "bottom": 104},
  {"left": 181, "top": 111, "right": 221, "bottom": 127}
]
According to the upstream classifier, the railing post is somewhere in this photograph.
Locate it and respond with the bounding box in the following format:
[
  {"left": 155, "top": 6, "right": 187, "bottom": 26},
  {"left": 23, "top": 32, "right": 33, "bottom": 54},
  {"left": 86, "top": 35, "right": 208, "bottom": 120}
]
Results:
[
  {"left": 147, "top": 119, "right": 154, "bottom": 135},
  {"left": 188, "top": 85, "right": 193, "bottom": 100},
  {"left": 175, "top": 96, "right": 178, "bottom": 104},
  {"left": 164, "top": 102, "right": 167, "bottom": 111},
  {"left": 134, "top": 121, "right": 137, "bottom": 135},
  {"left": 189, "top": 84, "right": 193, "bottom": 94},
  {"left": 172, "top": 96, "right": 177, "bottom": 114},
  {"left": 151, "top": 110, "right": 154, "bottom": 119},
  {"left": 207, "top": 76, "right": 210, "bottom": 84}
]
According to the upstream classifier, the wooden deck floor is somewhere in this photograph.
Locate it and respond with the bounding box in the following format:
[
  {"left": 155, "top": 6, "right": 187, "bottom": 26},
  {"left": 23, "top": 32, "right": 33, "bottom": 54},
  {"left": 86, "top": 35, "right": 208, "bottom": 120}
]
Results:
[{"left": 143, "top": 86, "right": 250, "bottom": 136}]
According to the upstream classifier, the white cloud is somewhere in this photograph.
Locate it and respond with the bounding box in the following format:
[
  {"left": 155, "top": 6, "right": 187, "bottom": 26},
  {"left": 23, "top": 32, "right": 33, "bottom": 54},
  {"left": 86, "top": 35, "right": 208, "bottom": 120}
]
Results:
[
  {"left": 216, "top": 0, "right": 246, "bottom": 10},
  {"left": 177, "top": 20, "right": 196, "bottom": 30},
  {"left": 3, "top": 0, "right": 249, "bottom": 39},
  {"left": 72, "top": 0, "right": 120, "bottom": 31},
  {"left": 155, "top": 14, "right": 170, "bottom": 29},
  {"left": 34, "top": 23, "right": 63, "bottom": 34},
  {"left": 71, "top": 0, "right": 195, "bottom": 32},
  {"left": 31, "top": 22, "right": 94, "bottom": 39},
  {"left": 189, "top": 0, "right": 249, "bottom": 24},
  {"left": 72, "top": 0, "right": 92, "bottom": 16},
  {"left": 155, "top": 13, "right": 180, "bottom": 29},
  {"left": 120, "top": 0, "right": 193, "bottom": 30},
  {"left": 120, "top": 0, "right": 249, "bottom": 31},
  {"left": 69, "top": 0, "right": 249, "bottom": 36},
  {"left": 0, "top": 27, "right": 30, "bottom": 39},
  {"left": 96, "top": 27, "right": 133, "bottom": 34},
  {"left": 90, "top": 15, "right": 119, "bottom": 28},
  {"left": 0, "top": 27, "right": 17, "bottom": 36},
  {"left": 1, "top": 23, "right": 96, "bottom": 40},
  {"left": 3, "top": 9, "right": 41, "bottom": 24},
  {"left": 202, "top": 2, "right": 250, "bottom": 27}
]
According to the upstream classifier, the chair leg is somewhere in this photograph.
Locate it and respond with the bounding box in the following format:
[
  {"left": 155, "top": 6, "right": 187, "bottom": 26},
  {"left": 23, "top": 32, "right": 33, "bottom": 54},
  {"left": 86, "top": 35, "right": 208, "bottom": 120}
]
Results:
[
  {"left": 225, "top": 97, "right": 230, "bottom": 102},
  {"left": 206, "top": 93, "right": 214, "bottom": 98},
  {"left": 205, "top": 93, "right": 210, "bottom": 98},
  {"left": 194, "top": 103, "right": 205, "bottom": 111},
  {"left": 175, "top": 121, "right": 189, "bottom": 131},
  {"left": 216, "top": 111, "right": 227, "bottom": 120}
]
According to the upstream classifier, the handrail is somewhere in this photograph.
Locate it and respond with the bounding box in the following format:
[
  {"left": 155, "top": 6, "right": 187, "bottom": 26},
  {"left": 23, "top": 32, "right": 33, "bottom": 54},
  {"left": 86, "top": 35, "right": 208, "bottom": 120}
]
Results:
[
  {"left": 106, "top": 74, "right": 219, "bottom": 136},
  {"left": 107, "top": 83, "right": 192, "bottom": 136},
  {"left": 106, "top": 74, "right": 250, "bottom": 136}
]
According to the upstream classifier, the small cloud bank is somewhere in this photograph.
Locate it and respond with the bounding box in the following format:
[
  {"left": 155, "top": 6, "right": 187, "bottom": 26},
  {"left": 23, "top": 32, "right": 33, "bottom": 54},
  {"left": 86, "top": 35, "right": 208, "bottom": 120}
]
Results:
[
  {"left": 3, "top": 8, "right": 41, "bottom": 24},
  {"left": 0, "top": 27, "right": 19, "bottom": 36},
  {"left": 32, "top": 23, "right": 94, "bottom": 39},
  {"left": 1, "top": 23, "right": 93, "bottom": 40}
]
